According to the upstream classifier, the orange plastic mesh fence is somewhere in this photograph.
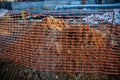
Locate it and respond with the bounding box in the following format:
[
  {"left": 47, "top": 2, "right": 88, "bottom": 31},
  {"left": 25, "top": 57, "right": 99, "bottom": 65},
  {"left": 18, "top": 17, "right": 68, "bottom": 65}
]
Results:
[{"left": 0, "top": 10, "right": 120, "bottom": 74}]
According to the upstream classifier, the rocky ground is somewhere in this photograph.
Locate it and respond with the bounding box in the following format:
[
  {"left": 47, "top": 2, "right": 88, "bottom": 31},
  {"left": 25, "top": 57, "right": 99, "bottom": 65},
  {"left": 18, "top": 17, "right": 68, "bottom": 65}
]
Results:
[{"left": 0, "top": 58, "right": 120, "bottom": 80}]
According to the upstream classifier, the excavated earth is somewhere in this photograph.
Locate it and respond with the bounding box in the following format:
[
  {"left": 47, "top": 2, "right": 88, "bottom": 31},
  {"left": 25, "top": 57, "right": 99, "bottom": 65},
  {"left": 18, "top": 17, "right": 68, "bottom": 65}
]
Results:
[{"left": 0, "top": 16, "right": 120, "bottom": 80}]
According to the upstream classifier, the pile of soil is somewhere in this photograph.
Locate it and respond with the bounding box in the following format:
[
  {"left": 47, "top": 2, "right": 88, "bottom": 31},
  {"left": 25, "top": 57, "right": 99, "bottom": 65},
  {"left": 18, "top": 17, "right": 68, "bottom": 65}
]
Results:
[
  {"left": 0, "top": 15, "right": 10, "bottom": 35},
  {"left": 0, "top": 16, "right": 119, "bottom": 80},
  {"left": 55, "top": 25, "right": 120, "bottom": 80},
  {"left": 0, "top": 29, "right": 9, "bottom": 35},
  {"left": 42, "top": 16, "right": 69, "bottom": 31},
  {"left": 56, "top": 25, "right": 119, "bottom": 73},
  {"left": 0, "top": 14, "right": 28, "bottom": 45}
]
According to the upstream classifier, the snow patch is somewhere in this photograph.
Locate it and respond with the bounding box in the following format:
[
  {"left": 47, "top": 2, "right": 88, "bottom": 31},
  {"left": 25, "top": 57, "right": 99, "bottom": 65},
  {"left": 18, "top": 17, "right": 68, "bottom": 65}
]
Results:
[
  {"left": 0, "top": 9, "right": 8, "bottom": 19},
  {"left": 83, "top": 9, "right": 120, "bottom": 25}
]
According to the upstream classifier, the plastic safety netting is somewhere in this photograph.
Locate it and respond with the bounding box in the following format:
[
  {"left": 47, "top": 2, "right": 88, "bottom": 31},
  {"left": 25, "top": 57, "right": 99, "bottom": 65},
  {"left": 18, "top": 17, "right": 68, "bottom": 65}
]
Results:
[{"left": 0, "top": 9, "right": 120, "bottom": 75}]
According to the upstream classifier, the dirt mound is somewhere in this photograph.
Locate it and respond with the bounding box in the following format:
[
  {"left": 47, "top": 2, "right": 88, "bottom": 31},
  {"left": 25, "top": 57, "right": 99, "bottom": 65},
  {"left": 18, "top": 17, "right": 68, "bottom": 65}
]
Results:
[
  {"left": 42, "top": 16, "right": 69, "bottom": 31},
  {"left": 0, "top": 29, "right": 9, "bottom": 35},
  {"left": 0, "top": 17, "right": 119, "bottom": 80},
  {"left": 57, "top": 25, "right": 118, "bottom": 73}
]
